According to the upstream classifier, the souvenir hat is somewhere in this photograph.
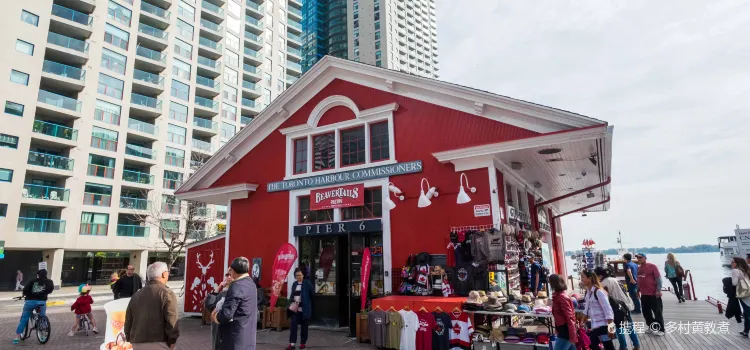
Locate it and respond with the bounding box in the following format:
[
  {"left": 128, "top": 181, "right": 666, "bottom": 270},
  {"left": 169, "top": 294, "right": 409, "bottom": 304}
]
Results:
[
  {"left": 511, "top": 290, "right": 522, "bottom": 300},
  {"left": 467, "top": 291, "right": 482, "bottom": 305},
  {"left": 484, "top": 296, "right": 503, "bottom": 310},
  {"left": 521, "top": 294, "right": 532, "bottom": 303},
  {"left": 517, "top": 304, "right": 531, "bottom": 313},
  {"left": 477, "top": 290, "right": 489, "bottom": 303},
  {"left": 536, "top": 291, "right": 548, "bottom": 299},
  {"left": 533, "top": 299, "right": 548, "bottom": 309},
  {"left": 503, "top": 303, "right": 517, "bottom": 312}
]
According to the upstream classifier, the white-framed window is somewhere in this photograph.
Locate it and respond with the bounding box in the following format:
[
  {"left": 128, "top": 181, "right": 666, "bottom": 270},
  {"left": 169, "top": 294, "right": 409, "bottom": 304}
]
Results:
[
  {"left": 9, "top": 70, "right": 28, "bottom": 86},
  {"left": 15, "top": 40, "right": 34, "bottom": 55},
  {"left": 226, "top": 33, "right": 240, "bottom": 50}
]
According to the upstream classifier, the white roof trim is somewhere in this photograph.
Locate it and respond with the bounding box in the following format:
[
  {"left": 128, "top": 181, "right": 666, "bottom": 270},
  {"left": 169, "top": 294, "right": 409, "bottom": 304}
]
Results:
[
  {"left": 279, "top": 102, "right": 399, "bottom": 136},
  {"left": 177, "top": 56, "right": 606, "bottom": 194},
  {"left": 307, "top": 95, "right": 360, "bottom": 127},
  {"left": 175, "top": 183, "right": 258, "bottom": 204},
  {"left": 186, "top": 233, "right": 226, "bottom": 249}
]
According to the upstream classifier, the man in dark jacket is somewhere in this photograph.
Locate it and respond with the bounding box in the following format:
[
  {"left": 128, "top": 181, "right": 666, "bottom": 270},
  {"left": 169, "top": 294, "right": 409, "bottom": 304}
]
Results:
[
  {"left": 13, "top": 269, "right": 54, "bottom": 345},
  {"left": 114, "top": 265, "right": 143, "bottom": 299},
  {"left": 212, "top": 257, "right": 258, "bottom": 350},
  {"left": 124, "top": 262, "right": 179, "bottom": 349}
]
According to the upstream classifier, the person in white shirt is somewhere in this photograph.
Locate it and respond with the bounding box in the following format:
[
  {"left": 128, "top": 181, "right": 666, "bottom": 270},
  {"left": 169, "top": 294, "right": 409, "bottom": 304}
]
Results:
[
  {"left": 731, "top": 257, "right": 750, "bottom": 337},
  {"left": 596, "top": 267, "right": 640, "bottom": 350},
  {"left": 581, "top": 269, "right": 616, "bottom": 350}
]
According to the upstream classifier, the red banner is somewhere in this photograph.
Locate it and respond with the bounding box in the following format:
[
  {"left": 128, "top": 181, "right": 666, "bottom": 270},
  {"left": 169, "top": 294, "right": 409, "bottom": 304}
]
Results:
[
  {"left": 310, "top": 184, "right": 364, "bottom": 210},
  {"left": 269, "top": 243, "right": 298, "bottom": 308},
  {"left": 360, "top": 248, "right": 372, "bottom": 311}
]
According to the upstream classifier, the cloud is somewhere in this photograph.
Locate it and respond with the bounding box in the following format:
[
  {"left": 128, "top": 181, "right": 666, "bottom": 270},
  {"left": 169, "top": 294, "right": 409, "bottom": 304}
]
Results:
[{"left": 436, "top": 0, "right": 750, "bottom": 248}]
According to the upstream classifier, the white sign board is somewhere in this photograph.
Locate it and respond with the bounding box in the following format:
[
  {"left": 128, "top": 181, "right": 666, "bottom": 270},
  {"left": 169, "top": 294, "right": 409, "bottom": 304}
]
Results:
[
  {"left": 474, "top": 204, "right": 491, "bottom": 217},
  {"left": 38, "top": 262, "right": 47, "bottom": 271},
  {"left": 736, "top": 228, "right": 750, "bottom": 259}
]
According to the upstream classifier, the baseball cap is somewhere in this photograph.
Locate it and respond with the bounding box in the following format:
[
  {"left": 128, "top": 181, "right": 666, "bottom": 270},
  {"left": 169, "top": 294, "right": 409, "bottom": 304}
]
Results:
[{"left": 635, "top": 253, "right": 647, "bottom": 258}]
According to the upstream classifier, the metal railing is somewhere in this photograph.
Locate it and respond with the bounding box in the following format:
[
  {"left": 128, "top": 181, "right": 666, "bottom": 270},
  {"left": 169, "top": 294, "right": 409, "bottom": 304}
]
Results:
[
  {"left": 245, "top": 15, "right": 263, "bottom": 27},
  {"left": 288, "top": 7, "right": 302, "bottom": 17},
  {"left": 242, "top": 80, "right": 259, "bottom": 91},
  {"left": 27, "top": 151, "right": 74, "bottom": 170},
  {"left": 244, "top": 47, "right": 261, "bottom": 58},
  {"left": 243, "top": 63, "right": 260, "bottom": 74},
  {"left": 198, "top": 55, "right": 220, "bottom": 69},
  {"left": 241, "top": 98, "right": 257, "bottom": 108},
  {"left": 287, "top": 61, "right": 302, "bottom": 71},
  {"left": 133, "top": 69, "right": 164, "bottom": 86},
  {"left": 199, "top": 36, "right": 222, "bottom": 51},
  {"left": 131, "top": 93, "right": 162, "bottom": 109},
  {"left": 17, "top": 218, "right": 66, "bottom": 233},
  {"left": 22, "top": 184, "right": 70, "bottom": 202},
  {"left": 120, "top": 196, "right": 150, "bottom": 210},
  {"left": 43, "top": 60, "right": 85, "bottom": 81},
  {"left": 241, "top": 116, "right": 253, "bottom": 125},
  {"left": 32, "top": 120, "right": 78, "bottom": 141},
  {"left": 141, "top": 2, "right": 170, "bottom": 19},
  {"left": 136, "top": 46, "right": 166, "bottom": 63},
  {"left": 47, "top": 32, "right": 89, "bottom": 53},
  {"left": 138, "top": 23, "right": 168, "bottom": 39},
  {"left": 117, "top": 225, "right": 149, "bottom": 237},
  {"left": 95, "top": 107, "right": 121, "bottom": 125},
  {"left": 196, "top": 75, "right": 217, "bottom": 88},
  {"left": 202, "top": 1, "right": 224, "bottom": 15},
  {"left": 165, "top": 155, "right": 185, "bottom": 167},
  {"left": 192, "top": 138, "right": 212, "bottom": 151},
  {"left": 108, "top": 7, "right": 132, "bottom": 26},
  {"left": 246, "top": 0, "right": 263, "bottom": 11},
  {"left": 201, "top": 18, "right": 221, "bottom": 32},
  {"left": 287, "top": 47, "right": 302, "bottom": 57},
  {"left": 288, "top": 19, "right": 302, "bottom": 30},
  {"left": 122, "top": 170, "right": 155, "bottom": 185},
  {"left": 52, "top": 4, "right": 93, "bottom": 26},
  {"left": 244, "top": 31, "right": 262, "bottom": 43},
  {"left": 287, "top": 32, "right": 302, "bottom": 43},
  {"left": 128, "top": 118, "right": 158, "bottom": 135},
  {"left": 195, "top": 96, "right": 219, "bottom": 110},
  {"left": 193, "top": 117, "right": 218, "bottom": 130},
  {"left": 163, "top": 178, "right": 182, "bottom": 190},
  {"left": 125, "top": 143, "right": 156, "bottom": 159}
]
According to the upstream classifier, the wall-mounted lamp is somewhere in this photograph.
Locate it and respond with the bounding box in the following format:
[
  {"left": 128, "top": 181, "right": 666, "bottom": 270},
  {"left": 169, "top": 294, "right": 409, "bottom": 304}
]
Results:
[
  {"left": 456, "top": 173, "right": 476, "bottom": 204},
  {"left": 418, "top": 178, "right": 439, "bottom": 208},
  {"left": 385, "top": 182, "right": 405, "bottom": 210}
]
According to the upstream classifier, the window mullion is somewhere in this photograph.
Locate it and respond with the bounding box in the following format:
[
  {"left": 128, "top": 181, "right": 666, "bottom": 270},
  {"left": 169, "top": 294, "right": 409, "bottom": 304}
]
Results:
[
  {"left": 334, "top": 130, "right": 340, "bottom": 170},
  {"left": 364, "top": 123, "right": 371, "bottom": 164},
  {"left": 306, "top": 135, "right": 312, "bottom": 173}
]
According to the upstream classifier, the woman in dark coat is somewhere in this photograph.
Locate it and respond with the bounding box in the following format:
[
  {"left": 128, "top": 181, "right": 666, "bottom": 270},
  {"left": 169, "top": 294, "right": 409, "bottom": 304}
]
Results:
[
  {"left": 287, "top": 268, "right": 314, "bottom": 350},
  {"left": 212, "top": 257, "right": 258, "bottom": 350}
]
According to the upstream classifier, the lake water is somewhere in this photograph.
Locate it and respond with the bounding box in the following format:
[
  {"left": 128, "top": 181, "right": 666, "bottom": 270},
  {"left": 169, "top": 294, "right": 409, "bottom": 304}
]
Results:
[{"left": 565, "top": 252, "right": 731, "bottom": 299}]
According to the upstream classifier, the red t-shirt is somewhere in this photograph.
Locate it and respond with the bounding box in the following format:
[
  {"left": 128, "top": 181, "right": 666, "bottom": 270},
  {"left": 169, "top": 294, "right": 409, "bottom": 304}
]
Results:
[
  {"left": 637, "top": 262, "right": 660, "bottom": 296},
  {"left": 416, "top": 311, "right": 436, "bottom": 350}
]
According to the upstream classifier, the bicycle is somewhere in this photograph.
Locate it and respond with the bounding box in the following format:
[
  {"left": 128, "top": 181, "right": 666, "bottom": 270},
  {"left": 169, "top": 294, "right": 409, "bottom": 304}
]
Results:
[
  {"left": 77, "top": 313, "right": 92, "bottom": 336},
  {"left": 13, "top": 296, "right": 51, "bottom": 344}
]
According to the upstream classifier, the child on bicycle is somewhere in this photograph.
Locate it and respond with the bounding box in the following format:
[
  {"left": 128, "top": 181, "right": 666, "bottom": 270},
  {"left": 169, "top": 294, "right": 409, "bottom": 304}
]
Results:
[{"left": 68, "top": 284, "right": 98, "bottom": 336}]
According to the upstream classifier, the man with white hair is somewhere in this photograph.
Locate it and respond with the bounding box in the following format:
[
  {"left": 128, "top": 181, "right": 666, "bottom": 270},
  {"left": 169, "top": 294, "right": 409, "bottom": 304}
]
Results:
[{"left": 124, "top": 262, "right": 180, "bottom": 349}]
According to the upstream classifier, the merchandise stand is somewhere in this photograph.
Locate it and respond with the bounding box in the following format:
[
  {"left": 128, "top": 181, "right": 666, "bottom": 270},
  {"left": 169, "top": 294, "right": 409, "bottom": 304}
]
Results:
[{"left": 465, "top": 310, "right": 555, "bottom": 348}]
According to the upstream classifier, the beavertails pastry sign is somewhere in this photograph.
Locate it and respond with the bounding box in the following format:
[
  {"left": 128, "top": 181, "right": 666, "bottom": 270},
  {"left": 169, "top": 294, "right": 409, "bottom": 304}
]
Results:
[{"left": 310, "top": 184, "right": 364, "bottom": 210}]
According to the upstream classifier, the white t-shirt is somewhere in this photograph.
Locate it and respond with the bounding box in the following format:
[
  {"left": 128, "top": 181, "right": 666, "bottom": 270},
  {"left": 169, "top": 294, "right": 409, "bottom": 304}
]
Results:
[
  {"left": 731, "top": 269, "right": 750, "bottom": 304},
  {"left": 294, "top": 284, "right": 301, "bottom": 303},
  {"left": 399, "top": 310, "right": 418, "bottom": 350}
]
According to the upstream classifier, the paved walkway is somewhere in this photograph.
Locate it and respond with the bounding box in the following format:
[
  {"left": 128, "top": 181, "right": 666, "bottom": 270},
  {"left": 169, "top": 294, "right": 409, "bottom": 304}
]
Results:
[{"left": 0, "top": 281, "right": 184, "bottom": 301}]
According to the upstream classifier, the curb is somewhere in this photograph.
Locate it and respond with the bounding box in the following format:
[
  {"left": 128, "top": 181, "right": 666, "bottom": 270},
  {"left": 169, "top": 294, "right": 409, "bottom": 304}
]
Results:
[{"left": 0, "top": 287, "right": 182, "bottom": 302}]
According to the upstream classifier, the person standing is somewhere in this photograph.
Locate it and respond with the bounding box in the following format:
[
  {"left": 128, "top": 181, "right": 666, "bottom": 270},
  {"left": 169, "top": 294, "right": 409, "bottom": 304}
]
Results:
[
  {"left": 286, "top": 268, "right": 313, "bottom": 350},
  {"left": 730, "top": 257, "right": 750, "bottom": 337},
  {"left": 549, "top": 274, "right": 578, "bottom": 350},
  {"left": 596, "top": 267, "right": 640, "bottom": 350},
  {"left": 664, "top": 253, "right": 685, "bottom": 303},
  {"left": 13, "top": 269, "right": 54, "bottom": 345},
  {"left": 635, "top": 253, "right": 665, "bottom": 336},
  {"left": 623, "top": 253, "right": 641, "bottom": 314},
  {"left": 580, "top": 270, "right": 616, "bottom": 350},
  {"left": 114, "top": 265, "right": 143, "bottom": 299},
  {"left": 211, "top": 257, "right": 258, "bottom": 350},
  {"left": 124, "top": 262, "right": 179, "bottom": 349},
  {"left": 15, "top": 270, "right": 24, "bottom": 291},
  {"left": 529, "top": 256, "right": 543, "bottom": 297}
]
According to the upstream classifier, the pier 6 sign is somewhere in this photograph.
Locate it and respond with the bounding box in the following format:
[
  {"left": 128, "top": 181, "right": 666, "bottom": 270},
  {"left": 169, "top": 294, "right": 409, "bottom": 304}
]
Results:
[{"left": 267, "top": 160, "right": 423, "bottom": 192}]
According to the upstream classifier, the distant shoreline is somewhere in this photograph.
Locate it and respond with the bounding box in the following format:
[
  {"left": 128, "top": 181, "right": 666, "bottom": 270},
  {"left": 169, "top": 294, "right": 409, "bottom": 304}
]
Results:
[{"left": 565, "top": 249, "right": 719, "bottom": 256}]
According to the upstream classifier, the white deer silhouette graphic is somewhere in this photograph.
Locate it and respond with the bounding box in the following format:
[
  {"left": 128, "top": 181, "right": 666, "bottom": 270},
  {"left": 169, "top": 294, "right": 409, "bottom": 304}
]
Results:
[{"left": 190, "top": 251, "right": 219, "bottom": 311}]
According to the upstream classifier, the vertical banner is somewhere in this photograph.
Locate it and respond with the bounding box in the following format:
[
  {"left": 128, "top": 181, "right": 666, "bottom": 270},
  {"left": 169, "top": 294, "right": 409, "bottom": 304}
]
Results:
[
  {"left": 360, "top": 248, "right": 372, "bottom": 311},
  {"left": 270, "top": 243, "right": 298, "bottom": 308}
]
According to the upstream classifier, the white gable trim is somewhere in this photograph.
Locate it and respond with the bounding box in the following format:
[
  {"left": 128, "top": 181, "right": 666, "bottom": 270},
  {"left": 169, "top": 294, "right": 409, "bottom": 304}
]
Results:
[
  {"left": 175, "top": 183, "right": 258, "bottom": 204},
  {"left": 308, "top": 95, "right": 359, "bottom": 127}
]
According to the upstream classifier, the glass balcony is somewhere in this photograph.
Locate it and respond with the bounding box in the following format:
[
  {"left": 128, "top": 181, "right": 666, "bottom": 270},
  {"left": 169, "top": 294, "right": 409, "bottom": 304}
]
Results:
[
  {"left": 244, "top": 31, "right": 262, "bottom": 43},
  {"left": 243, "top": 64, "right": 260, "bottom": 74},
  {"left": 196, "top": 75, "right": 217, "bottom": 88},
  {"left": 193, "top": 117, "right": 218, "bottom": 130},
  {"left": 242, "top": 80, "right": 259, "bottom": 91},
  {"left": 27, "top": 151, "right": 74, "bottom": 171},
  {"left": 87, "top": 164, "right": 115, "bottom": 179},
  {"left": 241, "top": 98, "right": 256, "bottom": 108},
  {"left": 120, "top": 196, "right": 150, "bottom": 210},
  {"left": 32, "top": 120, "right": 78, "bottom": 141},
  {"left": 17, "top": 218, "right": 66, "bottom": 233},
  {"left": 244, "top": 47, "right": 260, "bottom": 58},
  {"left": 52, "top": 4, "right": 93, "bottom": 26},
  {"left": 125, "top": 144, "right": 156, "bottom": 159},
  {"left": 138, "top": 23, "right": 168, "bottom": 39},
  {"left": 241, "top": 116, "right": 253, "bottom": 125},
  {"left": 117, "top": 224, "right": 149, "bottom": 237},
  {"left": 287, "top": 33, "right": 301, "bottom": 43},
  {"left": 131, "top": 93, "right": 162, "bottom": 109},
  {"left": 287, "top": 61, "right": 302, "bottom": 71},
  {"left": 165, "top": 155, "right": 185, "bottom": 167},
  {"left": 22, "top": 184, "right": 70, "bottom": 202},
  {"left": 287, "top": 47, "right": 302, "bottom": 57},
  {"left": 42, "top": 60, "right": 86, "bottom": 81},
  {"left": 192, "top": 138, "right": 212, "bottom": 152},
  {"left": 199, "top": 36, "right": 222, "bottom": 51},
  {"left": 201, "top": 18, "right": 221, "bottom": 32},
  {"left": 83, "top": 192, "right": 112, "bottom": 206},
  {"left": 246, "top": 0, "right": 263, "bottom": 11},
  {"left": 38, "top": 90, "right": 82, "bottom": 112},
  {"left": 47, "top": 32, "right": 89, "bottom": 53},
  {"left": 288, "top": 6, "right": 302, "bottom": 17},
  {"left": 136, "top": 46, "right": 166, "bottom": 63},
  {"left": 122, "top": 169, "right": 154, "bottom": 185},
  {"left": 128, "top": 118, "right": 158, "bottom": 135},
  {"left": 198, "top": 56, "right": 220, "bottom": 69},
  {"left": 202, "top": 1, "right": 224, "bottom": 15},
  {"left": 141, "top": 2, "right": 170, "bottom": 19},
  {"left": 195, "top": 96, "right": 219, "bottom": 110},
  {"left": 288, "top": 19, "right": 302, "bottom": 31},
  {"left": 245, "top": 15, "right": 263, "bottom": 27},
  {"left": 80, "top": 223, "right": 108, "bottom": 236},
  {"left": 133, "top": 69, "right": 164, "bottom": 86}
]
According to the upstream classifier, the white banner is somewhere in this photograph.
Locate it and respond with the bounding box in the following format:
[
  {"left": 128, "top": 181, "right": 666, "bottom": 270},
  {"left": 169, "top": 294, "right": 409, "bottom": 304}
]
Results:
[{"left": 736, "top": 228, "right": 750, "bottom": 259}]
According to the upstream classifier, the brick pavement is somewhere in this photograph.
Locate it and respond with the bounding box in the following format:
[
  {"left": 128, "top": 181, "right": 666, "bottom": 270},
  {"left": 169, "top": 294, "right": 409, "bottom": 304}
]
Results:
[{"left": 1, "top": 310, "right": 371, "bottom": 349}]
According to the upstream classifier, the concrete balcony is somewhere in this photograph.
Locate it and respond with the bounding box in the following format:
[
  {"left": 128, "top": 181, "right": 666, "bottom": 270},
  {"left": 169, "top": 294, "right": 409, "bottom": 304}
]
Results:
[
  {"left": 36, "top": 90, "right": 82, "bottom": 120},
  {"left": 26, "top": 151, "right": 74, "bottom": 177},
  {"left": 21, "top": 184, "right": 70, "bottom": 208},
  {"left": 46, "top": 32, "right": 89, "bottom": 65},
  {"left": 30, "top": 120, "right": 78, "bottom": 148},
  {"left": 50, "top": 4, "right": 93, "bottom": 38},
  {"left": 135, "top": 46, "right": 167, "bottom": 72}
]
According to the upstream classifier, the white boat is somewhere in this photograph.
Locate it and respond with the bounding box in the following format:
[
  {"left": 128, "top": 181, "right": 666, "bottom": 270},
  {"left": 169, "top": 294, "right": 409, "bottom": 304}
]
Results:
[{"left": 718, "top": 235, "right": 739, "bottom": 267}]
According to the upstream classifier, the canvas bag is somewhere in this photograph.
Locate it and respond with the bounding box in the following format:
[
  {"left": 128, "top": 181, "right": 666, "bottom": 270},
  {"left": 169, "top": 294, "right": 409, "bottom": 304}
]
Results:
[{"left": 737, "top": 271, "right": 750, "bottom": 299}]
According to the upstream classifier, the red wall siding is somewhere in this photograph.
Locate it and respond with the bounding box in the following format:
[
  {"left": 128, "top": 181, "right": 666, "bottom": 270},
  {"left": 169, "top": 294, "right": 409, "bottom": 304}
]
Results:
[
  {"left": 184, "top": 237, "right": 226, "bottom": 313},
  {"left": 317, "top": 105, "right": 357, "bottom": 127}
]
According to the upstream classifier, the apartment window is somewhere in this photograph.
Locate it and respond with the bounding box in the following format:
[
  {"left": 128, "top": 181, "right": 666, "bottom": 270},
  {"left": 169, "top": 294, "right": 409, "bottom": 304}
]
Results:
[
  {"left": 266, "top": 1, "right": 274, "bottom": 13},
  {"left": 165, "top": 147, "right": 185, "bottom": 167},
  {"left": 353, "top": 11, "right": 358, "bottom": 20},
  {"left": 227, "top": 16, "right": 241, "bottom": 34},
  {"left": 88, "top": 154, "right": 115, "bottom": 179},
  {"left": 0, "top": 204, "right": 6, "bottom": 217},
  {"left": 104, "top": 23, "right": 130, "bottom": 50},
  {"left": 370, "top": 122, "right": 390, "bottom": 161},
  {"left": 341, "top": 127, "right": 366, "bottom": 166},
  {"left": 177, "top": 19, "right": 194, "bottom": 40},
  {"left": 354, "top": 48, "right": 359, "bottom": 57},
  {"left": 0, "top": 168, "right": 13, "bottom": 182},
  {"left": 293, "top": 138, "right": 307, "bottom": 174},
  {"left": 80, "top": 212, "right": 109, "bottom": 236},
  {"left": 167, "top": 124, "right": 187, "bottom": 145},
  {"left": 91, "top": 126, "right": 119, "bottom": 153},
  {"left": 0, "top": 134, "right": 19, "bottom": 149},
  {"left": 224, "top": 68, "right": 238, "bottom": 85},
  {"left": 15, "top": 40, "right": 34, "bottom": 55},
  {"left": 171, "top": 79, "right": 190, "bottom": 101},
  {"left": 263, "top": 89, "right": 272, "bottom": 105},
  {"left": 277, "top": 50, "right": 285, "bottom": 63},
  {"left": 279, "top": 23, "right": 285, "bottom": 35},
  {"left": 95, "top": 100, "right": 121, "bottom": 125},
  {"left": 160, "top": 219, "right": 180, "bottom": 237},
  {"left": 376, "top": 60, "right": 382, "bottom": 67},
  {"left": 313, "top": 133, "right": 335, "bottom": 171},
  {"left": 21, "top": 10, "right": 39, "bottom": 26},
  {"left": 354, "top": 38, "right": 359, "bottom": 47},
  {"left": 375, "top": 50, "right": 382, "bottom": 60},
  {"left": 226, "top": 33, "right": 240, "bottom": 50},
  {"left": 221, "top": 122, "right": 236, "bottom": 140},
  {"left": 4, "top": 101, "right": 24, "bottom": 117},
  {"left": 265, "top": 30, "right": 274, "bottom": 43},
  {"left": 223, "top": 84, "right": 237, "bottom": 102},
  {"left": 222, "top": 104, "right": 236, "bottom": 121},
  {"left": 375, "top": 31, "right": 381, "bottom": 40},
  {"left": 169, "top": 102, "right": 188, "bottom": 123},
  {"left": 225, "top": 50, "right": 239, "bottom": 68},
  {"left": 277, "top": 79, "right": 284, "bottom": 91},
  {"left": 354, "top": 29, "right": 359, "bottom": 38},
  {"left": 375, "top": 12, "right": 380, "bottom": 21},
  {"left": 178, "top": 0, "right": 195, "bottom": 20},
  {"left": 298, "top": 196, "right": 332, "bottom": 223},
  {"left": 375, "top": 41, "right": 381, "bottom": 50},
  {"left": 277, "top": 64, "right": 284, "bottom": 77},
  {"left": 10, "top": 70, "right": 29, "bottom": 86},
  {"left": 277, "top": 38, "right": 285, "bottom": 50},
  {"left": 375, "top": 21, "right": 381, "bottom": 30},
  {"left": 174, "top": 39, "right": 193, "bottom": 59},
  {"left": 101, "top": 48, "right": 127, "bottom": 75},
  {"left": 83, "top": 183, "right": 113, "bottom": 207},
  {"left": 163, "top": 170, "right": 183, "bottom": 190},
  {"left": 354, "top": 20, "right": 359, "bottom": 28},
  {"left": 228, "top": 1, "right": 241, "bottom": 17},
  {"left": 98, "top": 74, "right": 124, "bottom": 99},
  {"left": 341, "top": 188, "right": 383, "bottom": 220},
  {"left": 108, "top": 1, "right": 132, "bottom": 26},
  {"left": 172, "top": 59, "right": 192, "bottom": 80},
  {"left": 264, "top": 73, "right": 272, "bottom": 87}
]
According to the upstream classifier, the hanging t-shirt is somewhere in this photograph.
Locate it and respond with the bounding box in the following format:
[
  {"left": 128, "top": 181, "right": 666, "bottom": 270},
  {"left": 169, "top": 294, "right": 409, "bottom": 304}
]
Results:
[
  {"left": 386, "top": 310, "right": 404, "bottom": 349},
  {"left": 452, "top": 263, "right": 473, "bottom": 296},
  {"left": 432, "top": 312, "right": 451, "bottom": 350},
  {"left": 449, "top": 312, "right": 473, "bottom": 350},
  {"left": 399, "top": 309, "right": 419, "bottom": 350},
  {"left": 368, "top": 310, "right": 388, "bottom": 348},
  {"left": 415, "top": 311, "right": 436, "bottom": 350}
]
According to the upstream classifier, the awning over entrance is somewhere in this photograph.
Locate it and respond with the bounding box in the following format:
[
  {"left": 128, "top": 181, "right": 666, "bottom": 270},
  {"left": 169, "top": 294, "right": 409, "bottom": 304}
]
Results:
[
  {"left": 175, "top": 183, "right": 258, "bottom": 205},
  {"left": 433, "top": 125, "right": 613, "bottom": 215}
]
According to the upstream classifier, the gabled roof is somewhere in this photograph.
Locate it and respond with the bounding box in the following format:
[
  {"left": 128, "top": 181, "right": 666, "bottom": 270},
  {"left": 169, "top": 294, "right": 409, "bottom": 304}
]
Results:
[{"left": 177, "top": 56, "right": 606, "bottom": 195}]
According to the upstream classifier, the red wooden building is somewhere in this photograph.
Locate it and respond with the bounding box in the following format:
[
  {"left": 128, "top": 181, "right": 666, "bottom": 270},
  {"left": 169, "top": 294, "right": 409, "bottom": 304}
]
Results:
[{"left": 176, "top": 57, "right": 614, "bottom": 325}]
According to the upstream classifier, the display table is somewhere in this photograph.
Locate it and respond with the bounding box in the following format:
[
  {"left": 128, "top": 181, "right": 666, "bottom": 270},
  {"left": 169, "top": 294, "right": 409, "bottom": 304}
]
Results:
[
  {"left": 465, "top": 310, "right": 554, "bottom": 349},
  {"left": 372, "top": 296, "right": 467, "bottom": 312}
]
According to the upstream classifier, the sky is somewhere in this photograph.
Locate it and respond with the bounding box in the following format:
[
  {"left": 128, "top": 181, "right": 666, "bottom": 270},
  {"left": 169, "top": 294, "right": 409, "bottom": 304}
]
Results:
[{"left": 435, "top": 0, "right": 750, "bottom": 249}]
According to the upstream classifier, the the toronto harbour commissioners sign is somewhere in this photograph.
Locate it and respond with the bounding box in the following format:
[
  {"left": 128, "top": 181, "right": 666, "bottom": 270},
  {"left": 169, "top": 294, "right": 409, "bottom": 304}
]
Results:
[{"left": 267, "top": 160, "right": 423, "bottom": 192}]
